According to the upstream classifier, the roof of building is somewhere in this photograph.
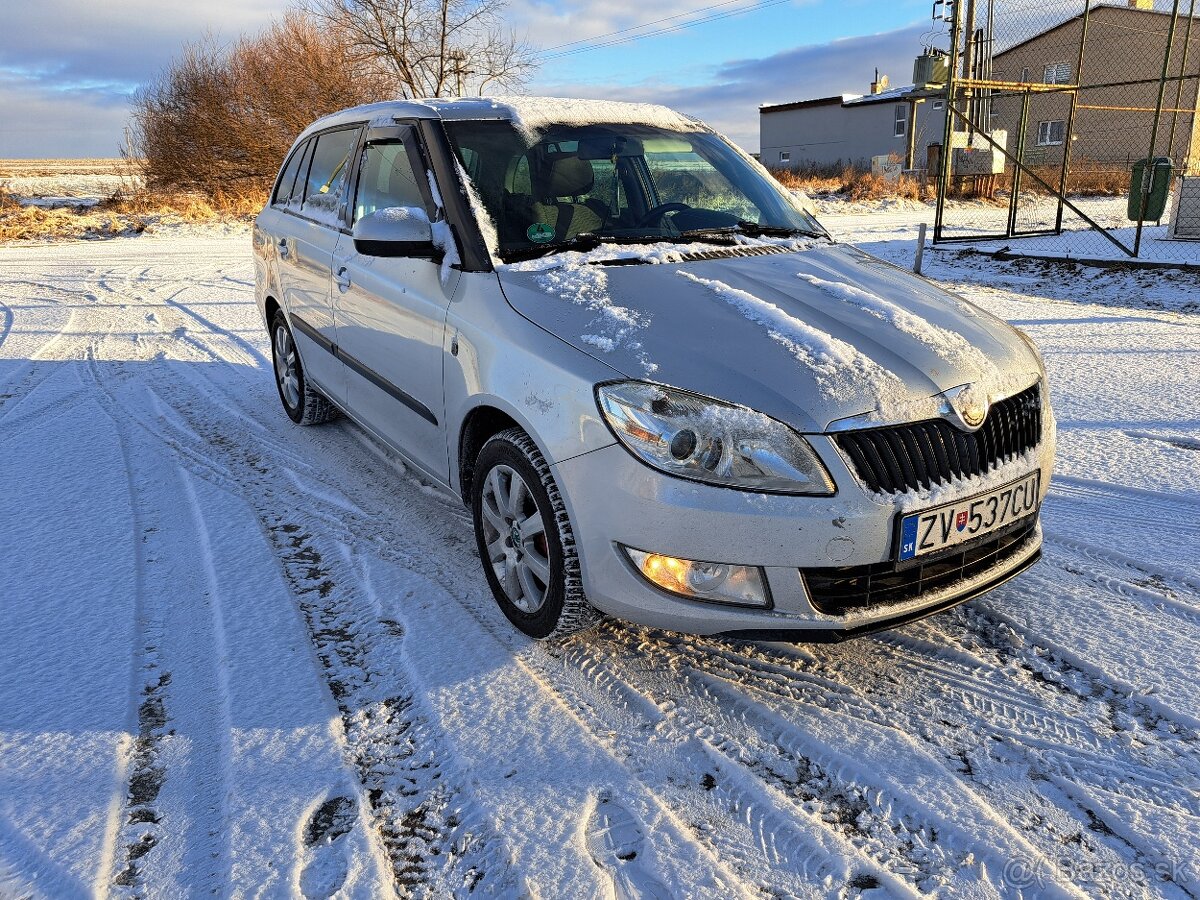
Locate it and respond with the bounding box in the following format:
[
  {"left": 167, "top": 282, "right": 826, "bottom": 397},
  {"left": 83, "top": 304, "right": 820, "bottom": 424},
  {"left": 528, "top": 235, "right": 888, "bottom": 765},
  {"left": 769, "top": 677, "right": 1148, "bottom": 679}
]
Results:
[
  {"left": 994, "top": 2, "right": 1189, "bottom": 59},
  {"left": 843, "top": 84, "right": 919, "bottom": 105},
  {"left": 760, "top": 85, "right": 919, "bottom": 115},
  {"left": 759, "top": 94, "right": 864, "bottom": 114}
]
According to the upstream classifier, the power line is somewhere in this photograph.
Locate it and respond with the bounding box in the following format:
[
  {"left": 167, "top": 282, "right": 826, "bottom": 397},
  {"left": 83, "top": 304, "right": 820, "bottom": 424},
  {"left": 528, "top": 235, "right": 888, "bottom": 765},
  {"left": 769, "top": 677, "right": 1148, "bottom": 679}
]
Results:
[{"left": 539, "top": 0, "right": 792, "bottom": 60}]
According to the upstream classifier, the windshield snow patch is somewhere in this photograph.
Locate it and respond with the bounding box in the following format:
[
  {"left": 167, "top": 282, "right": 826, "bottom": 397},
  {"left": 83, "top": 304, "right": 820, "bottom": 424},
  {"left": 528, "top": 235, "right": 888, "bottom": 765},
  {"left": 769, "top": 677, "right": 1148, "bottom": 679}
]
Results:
[
  {"left": 533, "top": 264, "right": 657, "bottom": 374},
  {"left": 502, "top": 235, "right": 816, "bottom": 271},
  {"left": 676, "top": 270, "right": 912, "bottom": 415}
]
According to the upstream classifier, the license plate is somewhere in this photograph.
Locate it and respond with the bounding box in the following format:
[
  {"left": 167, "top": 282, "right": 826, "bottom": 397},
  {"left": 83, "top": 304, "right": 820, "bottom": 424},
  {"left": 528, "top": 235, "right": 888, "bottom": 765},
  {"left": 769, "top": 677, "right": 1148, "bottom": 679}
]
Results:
[{"left": 897, "top": 472, "right": 1041, "bottom": 561}]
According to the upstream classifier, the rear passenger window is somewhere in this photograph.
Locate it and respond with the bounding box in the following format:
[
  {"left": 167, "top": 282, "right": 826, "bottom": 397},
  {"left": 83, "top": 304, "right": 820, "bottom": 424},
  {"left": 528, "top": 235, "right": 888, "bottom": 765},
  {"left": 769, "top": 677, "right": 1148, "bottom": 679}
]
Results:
[
  {"left": 354, "top": 140, "right": 429, "bottom": 223},
  {"left": 272, "top": 139, "right": 311, "bottom": 208},
  {"left": 301, "top": 128, "right": 361, "bottom": 224}
]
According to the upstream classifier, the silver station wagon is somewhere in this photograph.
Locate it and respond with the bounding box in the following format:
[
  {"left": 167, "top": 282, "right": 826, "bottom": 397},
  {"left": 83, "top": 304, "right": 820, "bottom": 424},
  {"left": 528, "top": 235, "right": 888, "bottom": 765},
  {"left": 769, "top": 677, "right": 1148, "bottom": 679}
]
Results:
[{"left": 253, "top": 97, "right": 1055, "bottom": 641}]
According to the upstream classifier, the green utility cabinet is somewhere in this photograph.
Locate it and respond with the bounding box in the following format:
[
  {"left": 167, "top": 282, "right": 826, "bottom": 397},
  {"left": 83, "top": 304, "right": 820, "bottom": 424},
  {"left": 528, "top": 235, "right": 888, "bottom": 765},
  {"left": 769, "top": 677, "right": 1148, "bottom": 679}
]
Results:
[{"left": 1129, "top": 157, "right": 1173, "bottom": 220}]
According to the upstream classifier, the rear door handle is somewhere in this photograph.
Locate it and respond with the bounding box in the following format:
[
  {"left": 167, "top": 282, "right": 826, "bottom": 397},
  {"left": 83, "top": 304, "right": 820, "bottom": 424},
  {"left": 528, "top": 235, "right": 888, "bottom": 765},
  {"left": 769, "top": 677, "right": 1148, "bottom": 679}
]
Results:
[
  {"left": 277, "top": 238, "right": 289, "bottom": 258},
  {"left": 334, "top": 266, "right": 351, "bottom": 292}
]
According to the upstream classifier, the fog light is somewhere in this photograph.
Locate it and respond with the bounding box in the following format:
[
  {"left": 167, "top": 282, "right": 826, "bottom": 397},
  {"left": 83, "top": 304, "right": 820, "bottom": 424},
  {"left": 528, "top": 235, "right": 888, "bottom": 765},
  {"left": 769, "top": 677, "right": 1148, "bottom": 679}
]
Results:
[{"left": 623, "top": 547, "right": 769, "bottom": 607}]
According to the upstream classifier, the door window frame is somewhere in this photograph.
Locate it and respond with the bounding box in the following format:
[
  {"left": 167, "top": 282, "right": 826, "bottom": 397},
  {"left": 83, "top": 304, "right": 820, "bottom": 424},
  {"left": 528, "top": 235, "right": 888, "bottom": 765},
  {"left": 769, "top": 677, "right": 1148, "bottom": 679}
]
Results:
[{"left": 347, "top": 123, "right": 440, "bottom": 231}]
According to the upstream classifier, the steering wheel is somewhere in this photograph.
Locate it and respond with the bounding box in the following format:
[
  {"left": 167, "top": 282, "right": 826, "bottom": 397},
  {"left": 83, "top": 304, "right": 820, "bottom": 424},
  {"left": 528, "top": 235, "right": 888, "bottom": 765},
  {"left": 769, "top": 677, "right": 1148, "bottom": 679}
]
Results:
[{"left": 636, "top": 202, "right": 690, "bottom": 228}]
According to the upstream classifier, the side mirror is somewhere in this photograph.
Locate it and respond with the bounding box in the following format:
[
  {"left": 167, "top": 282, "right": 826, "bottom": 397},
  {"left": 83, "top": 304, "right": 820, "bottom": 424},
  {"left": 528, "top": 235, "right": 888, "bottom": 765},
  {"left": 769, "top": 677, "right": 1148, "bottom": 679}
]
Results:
[{"left": 353, "top": 207, "right": 439, "bottom": 258}]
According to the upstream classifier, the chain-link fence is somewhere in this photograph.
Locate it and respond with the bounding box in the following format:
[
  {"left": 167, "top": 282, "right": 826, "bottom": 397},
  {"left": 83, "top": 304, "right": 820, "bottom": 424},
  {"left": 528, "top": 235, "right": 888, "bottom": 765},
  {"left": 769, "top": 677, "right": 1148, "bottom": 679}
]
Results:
[{"left": 931, "top": 0, "right": 1200, "bottom": 265}]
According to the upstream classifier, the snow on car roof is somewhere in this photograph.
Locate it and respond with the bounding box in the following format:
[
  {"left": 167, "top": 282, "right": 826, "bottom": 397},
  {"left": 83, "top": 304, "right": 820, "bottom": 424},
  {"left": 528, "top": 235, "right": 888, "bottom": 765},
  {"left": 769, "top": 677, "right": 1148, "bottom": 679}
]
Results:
[{"left": 300, "top": 96, "right": 705, "bottom": 141}]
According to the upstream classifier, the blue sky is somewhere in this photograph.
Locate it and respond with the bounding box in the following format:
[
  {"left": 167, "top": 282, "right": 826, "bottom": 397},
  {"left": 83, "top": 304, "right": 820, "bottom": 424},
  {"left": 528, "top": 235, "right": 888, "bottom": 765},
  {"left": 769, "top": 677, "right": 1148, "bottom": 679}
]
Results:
[{"left": 0, "top": 0, "right": 945, "bottom": 158}]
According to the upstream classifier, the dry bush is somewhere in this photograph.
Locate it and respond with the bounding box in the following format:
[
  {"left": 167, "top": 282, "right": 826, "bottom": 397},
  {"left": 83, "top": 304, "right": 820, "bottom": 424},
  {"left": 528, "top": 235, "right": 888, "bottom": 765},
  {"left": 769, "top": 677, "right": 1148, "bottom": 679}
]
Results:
[
  {"left": 770, "top": 164, "right": 847, "bottom": 195},
  {"left": 130, "top": 11, "right": 390, "bottom": 195},
  {"left": 771, "top": 164, "right": 928, "bottom": 201},
  {"left": 1019, "top": 164, "right": 1130, "bottom": 197},
  {"left": 841, "top": 170, "right": 924, "bottom": 201}
]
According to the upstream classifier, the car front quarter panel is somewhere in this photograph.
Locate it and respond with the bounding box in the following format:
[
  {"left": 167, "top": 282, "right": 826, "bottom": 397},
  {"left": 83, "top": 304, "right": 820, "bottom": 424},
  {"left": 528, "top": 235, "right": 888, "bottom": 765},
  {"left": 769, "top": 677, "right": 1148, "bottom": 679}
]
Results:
[{"left": 443, "top": 271, "right": 623, "bottom": 496}]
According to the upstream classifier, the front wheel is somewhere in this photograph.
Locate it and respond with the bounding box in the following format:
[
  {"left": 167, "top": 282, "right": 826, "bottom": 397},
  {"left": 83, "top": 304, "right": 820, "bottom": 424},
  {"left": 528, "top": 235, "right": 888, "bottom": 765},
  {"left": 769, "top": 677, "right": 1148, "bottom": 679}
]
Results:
[{"left": 471, "top": 429, "right": 601, "bottom": 639}]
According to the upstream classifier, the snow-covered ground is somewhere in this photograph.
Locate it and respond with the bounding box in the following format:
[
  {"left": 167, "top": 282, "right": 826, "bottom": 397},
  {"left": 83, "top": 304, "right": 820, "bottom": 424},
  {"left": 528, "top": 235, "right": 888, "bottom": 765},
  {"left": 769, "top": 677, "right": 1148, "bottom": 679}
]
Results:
[{"left": 1, "top": 208, "right": 1198, "bottom": 899}]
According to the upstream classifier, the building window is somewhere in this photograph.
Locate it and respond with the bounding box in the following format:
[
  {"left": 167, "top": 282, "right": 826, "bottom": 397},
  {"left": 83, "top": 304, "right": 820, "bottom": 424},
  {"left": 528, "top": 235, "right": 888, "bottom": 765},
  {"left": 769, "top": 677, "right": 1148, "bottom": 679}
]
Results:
[
  {"left": 932, "top": 99, "right": 944, "bottom": 110},
  {"left": 779, "top": 150, "right": 791, "bottom": 163},
  {"left": 894, "top": 104, "right": 908, "bottom": 138},
  {"left": 1037, "top": 120, "right": 1066, "bottom": 145},
  {"left": 1044, "top": 63, "right": 1072, "bottom": 84},
  {"left": 1020, "top": 66, "right": 1030, "bottom": 83}
]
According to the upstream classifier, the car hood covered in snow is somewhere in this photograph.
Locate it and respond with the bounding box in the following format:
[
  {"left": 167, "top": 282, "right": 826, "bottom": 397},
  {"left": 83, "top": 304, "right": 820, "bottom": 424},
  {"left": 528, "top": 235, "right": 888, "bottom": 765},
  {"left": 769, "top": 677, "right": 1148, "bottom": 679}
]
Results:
[{"left": 496, "top": 241, "right": 1041, "bottom": 433}]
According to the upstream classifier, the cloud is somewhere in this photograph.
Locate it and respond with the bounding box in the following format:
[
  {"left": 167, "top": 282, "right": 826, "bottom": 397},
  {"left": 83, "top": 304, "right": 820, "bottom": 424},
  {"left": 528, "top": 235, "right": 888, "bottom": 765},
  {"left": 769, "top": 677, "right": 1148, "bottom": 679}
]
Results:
[
  {"left": 532, "top": 21, "right": 932, "bottom": 151},
  {"left": 0, "top": 72, "right": 132, "bottom": 158},
  {"left": 0, "top": 0, "right": 287, "bottom": 157}
]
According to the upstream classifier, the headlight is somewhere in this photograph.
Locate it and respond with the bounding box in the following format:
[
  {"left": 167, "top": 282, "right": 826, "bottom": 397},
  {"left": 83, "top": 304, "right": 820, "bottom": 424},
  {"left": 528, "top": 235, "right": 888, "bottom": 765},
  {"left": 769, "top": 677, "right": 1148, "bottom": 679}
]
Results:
[{"left": 596, "top": 381, "right": 835, "bottom": 495}]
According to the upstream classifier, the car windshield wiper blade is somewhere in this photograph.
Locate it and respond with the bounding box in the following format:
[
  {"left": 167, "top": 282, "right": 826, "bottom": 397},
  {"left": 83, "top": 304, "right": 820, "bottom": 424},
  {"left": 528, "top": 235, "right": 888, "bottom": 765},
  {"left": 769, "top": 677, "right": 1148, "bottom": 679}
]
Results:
[{"left": 678, "top": 222, "right": 826, "bottom": 240}]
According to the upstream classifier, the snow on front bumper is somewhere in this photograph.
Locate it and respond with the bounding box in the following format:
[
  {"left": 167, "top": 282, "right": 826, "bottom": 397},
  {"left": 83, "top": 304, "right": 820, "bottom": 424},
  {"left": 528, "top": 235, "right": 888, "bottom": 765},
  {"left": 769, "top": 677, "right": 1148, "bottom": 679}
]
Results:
[{"left": 550, "top": 427, "right": 1052, "bottom": 638}]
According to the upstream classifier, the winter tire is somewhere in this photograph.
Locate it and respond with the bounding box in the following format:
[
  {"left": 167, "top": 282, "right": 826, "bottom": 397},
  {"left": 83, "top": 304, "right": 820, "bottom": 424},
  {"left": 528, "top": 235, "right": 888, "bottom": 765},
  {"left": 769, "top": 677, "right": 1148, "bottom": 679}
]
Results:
[
  {"left": 271, "top": 310, "right": 336, "bottom": 426},
  {"left": 472, "top": 428, "right": 602, "bottom": 639}
]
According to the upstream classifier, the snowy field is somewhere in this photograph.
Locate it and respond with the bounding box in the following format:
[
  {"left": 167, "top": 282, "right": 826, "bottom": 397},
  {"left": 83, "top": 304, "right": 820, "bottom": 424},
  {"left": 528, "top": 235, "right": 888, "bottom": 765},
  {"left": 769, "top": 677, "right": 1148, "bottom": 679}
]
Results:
[{"left": 1, "top": 207, "right": 1199, "bottom": 899}]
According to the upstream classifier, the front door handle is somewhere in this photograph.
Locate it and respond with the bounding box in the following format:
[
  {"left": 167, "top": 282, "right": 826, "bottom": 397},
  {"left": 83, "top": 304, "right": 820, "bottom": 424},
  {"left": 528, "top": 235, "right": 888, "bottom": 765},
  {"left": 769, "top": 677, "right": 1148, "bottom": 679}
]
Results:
[
  {"left": 277, "top": 237, "right": 289, "bottom": 258},
  {"left": 334, "top": 266, "right": 351, "bottom": 293}
]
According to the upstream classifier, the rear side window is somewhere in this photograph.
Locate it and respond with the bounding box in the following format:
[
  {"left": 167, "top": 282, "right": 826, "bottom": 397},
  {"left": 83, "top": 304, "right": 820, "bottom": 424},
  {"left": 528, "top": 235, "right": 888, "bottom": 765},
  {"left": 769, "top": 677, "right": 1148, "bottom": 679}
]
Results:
[
  {"left": 354, "top": 139, "right": 429, "bottom": 223},
  {"left": 301, "top": 127, "right": 361, "bottom": 224},
  {"left": 272, "top": 139, "right": 311, "bottom": 208}
]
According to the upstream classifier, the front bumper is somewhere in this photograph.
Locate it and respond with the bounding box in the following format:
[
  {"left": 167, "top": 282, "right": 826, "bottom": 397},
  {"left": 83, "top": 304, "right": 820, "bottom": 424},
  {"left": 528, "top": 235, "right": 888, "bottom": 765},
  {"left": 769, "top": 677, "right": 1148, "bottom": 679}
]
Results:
[{"left": 551, "top": 436, "right": 1051, "bottom": 638}]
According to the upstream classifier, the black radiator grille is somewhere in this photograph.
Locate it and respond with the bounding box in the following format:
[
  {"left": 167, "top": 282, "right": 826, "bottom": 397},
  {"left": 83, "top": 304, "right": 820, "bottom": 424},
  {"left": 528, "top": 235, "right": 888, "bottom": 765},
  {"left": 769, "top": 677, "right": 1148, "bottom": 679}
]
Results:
[
  {"left": 833, "top": 382, "right": 1042, "bottom": 495},
  {"left": 803, "top": 516, "right": 1039, "bottom": 615}
]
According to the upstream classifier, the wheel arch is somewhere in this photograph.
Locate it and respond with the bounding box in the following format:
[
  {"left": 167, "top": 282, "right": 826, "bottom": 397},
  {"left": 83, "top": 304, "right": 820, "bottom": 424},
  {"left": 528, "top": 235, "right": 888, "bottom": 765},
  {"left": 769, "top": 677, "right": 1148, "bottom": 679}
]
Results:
[{"left": 457, "top": 403, "right": 523, "bottom": 504}]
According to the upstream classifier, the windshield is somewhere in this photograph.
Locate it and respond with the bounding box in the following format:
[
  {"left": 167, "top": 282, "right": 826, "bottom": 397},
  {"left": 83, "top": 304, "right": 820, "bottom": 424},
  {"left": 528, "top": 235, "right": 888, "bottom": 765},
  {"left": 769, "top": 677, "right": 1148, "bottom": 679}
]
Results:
[{"left": 443, "top": 121, "right": 824, "bottom": 261}]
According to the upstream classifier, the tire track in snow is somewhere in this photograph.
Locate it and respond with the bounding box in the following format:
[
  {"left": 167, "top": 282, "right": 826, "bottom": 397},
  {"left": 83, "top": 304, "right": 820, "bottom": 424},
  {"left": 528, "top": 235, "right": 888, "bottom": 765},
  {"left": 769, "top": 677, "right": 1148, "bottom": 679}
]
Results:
[
  {"left": 116, "top": 363, "right": 520, "bottom": 896},
  {"left": 83, "top": 342, "right": 161, "bottom": 899},
  {"left": 641, "top": 628, "right": 1199, "bottom": 898},
  {"left": 259, "top": 519, "right": 518, "bottom": 896},
  {"left": 538, "top": 634, "right": 919, "bottom": 898},
  {"left": 945, "top": 601, "right": 1200, "bottom": 734},
  {"left": 134, "top": 350, "right": 753, "bottom": 896},
  {"left": 1045, "top": 532, "right": 1200, "bottom": 602}
]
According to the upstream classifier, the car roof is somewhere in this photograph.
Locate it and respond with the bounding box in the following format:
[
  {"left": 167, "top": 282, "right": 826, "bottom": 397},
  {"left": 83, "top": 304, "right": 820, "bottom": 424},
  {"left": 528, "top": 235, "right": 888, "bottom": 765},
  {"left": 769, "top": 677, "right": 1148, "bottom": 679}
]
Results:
[{"left": 297, "top": 96, "right": 705, "bottom": 141}]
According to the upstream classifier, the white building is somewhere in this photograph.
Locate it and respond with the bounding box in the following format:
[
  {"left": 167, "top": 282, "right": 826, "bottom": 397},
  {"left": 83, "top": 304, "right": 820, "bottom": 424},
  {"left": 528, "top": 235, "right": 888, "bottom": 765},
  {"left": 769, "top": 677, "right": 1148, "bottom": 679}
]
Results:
[{"left": 760, "top": 81, "right": 948, "bottom": 171}]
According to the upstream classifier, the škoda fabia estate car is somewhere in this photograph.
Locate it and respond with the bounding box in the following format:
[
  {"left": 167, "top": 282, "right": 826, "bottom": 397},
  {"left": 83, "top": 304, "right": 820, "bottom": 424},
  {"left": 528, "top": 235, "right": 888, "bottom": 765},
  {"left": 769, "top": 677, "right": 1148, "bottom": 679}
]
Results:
[{"left": 254, "top": 97, "right": 1054, "bottom": 641}]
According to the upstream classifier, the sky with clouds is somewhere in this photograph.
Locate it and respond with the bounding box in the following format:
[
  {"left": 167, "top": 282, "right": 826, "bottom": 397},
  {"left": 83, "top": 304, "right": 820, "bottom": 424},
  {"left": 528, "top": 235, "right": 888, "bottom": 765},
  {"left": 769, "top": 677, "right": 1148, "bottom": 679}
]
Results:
[{"left": 1, "top": 0, "right": 1093, "bottom": 158}]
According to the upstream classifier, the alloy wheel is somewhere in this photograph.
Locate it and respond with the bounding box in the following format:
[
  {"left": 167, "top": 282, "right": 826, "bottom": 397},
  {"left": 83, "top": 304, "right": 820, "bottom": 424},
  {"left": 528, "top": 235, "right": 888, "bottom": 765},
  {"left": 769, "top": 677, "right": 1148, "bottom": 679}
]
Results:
[
  {"left": 273, "top": 324, "right": 300, "bottom": 410},
  {"left": 480, "top": 463, "right": 552, "bottom": 614}
]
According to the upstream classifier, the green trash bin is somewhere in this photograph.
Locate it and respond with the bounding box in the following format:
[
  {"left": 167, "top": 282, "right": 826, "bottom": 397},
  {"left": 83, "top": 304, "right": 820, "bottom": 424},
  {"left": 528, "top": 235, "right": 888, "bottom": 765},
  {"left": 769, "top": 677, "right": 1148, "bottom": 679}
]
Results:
[{"left": 1128, "top": 157, "right": 1173, "bottom": 220}]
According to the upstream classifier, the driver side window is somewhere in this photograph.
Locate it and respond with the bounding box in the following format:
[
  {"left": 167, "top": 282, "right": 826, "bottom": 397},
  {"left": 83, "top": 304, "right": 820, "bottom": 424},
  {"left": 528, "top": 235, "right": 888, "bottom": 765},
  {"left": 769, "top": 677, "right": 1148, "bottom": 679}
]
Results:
[{"left": 354, "top": 138, "right": 430, "bottom": 223}]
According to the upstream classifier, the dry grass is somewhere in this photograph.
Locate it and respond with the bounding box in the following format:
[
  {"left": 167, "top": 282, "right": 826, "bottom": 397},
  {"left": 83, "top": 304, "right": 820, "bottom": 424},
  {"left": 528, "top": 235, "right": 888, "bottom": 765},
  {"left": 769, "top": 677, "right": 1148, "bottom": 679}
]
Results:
[
  {"left": 771, "top": 164, "right": 930, "bottom": 202},
  {"left": 0, "top": 186, "right": 265, "bottom": 242}
]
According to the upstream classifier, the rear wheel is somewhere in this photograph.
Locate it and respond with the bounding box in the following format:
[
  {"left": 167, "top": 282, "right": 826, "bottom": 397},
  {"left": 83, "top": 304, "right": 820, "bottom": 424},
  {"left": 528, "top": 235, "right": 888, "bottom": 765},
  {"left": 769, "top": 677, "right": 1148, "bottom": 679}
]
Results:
[
  {"left": 270, "top": 310, "right": 336, "bottom": 425},
  {"left": 471, "top": 428, "right": 601, "bottom": 639}
]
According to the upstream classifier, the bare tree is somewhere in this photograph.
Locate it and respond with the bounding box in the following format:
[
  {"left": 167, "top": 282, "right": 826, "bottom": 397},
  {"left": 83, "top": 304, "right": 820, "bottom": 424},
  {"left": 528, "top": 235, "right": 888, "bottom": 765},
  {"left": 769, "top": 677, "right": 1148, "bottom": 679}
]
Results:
[
  {"left": 305, "top": 0, "right": 536, "bottom": 97},
  {"left": 130, "top": 12, "right": 390, "bottom": 194}
]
